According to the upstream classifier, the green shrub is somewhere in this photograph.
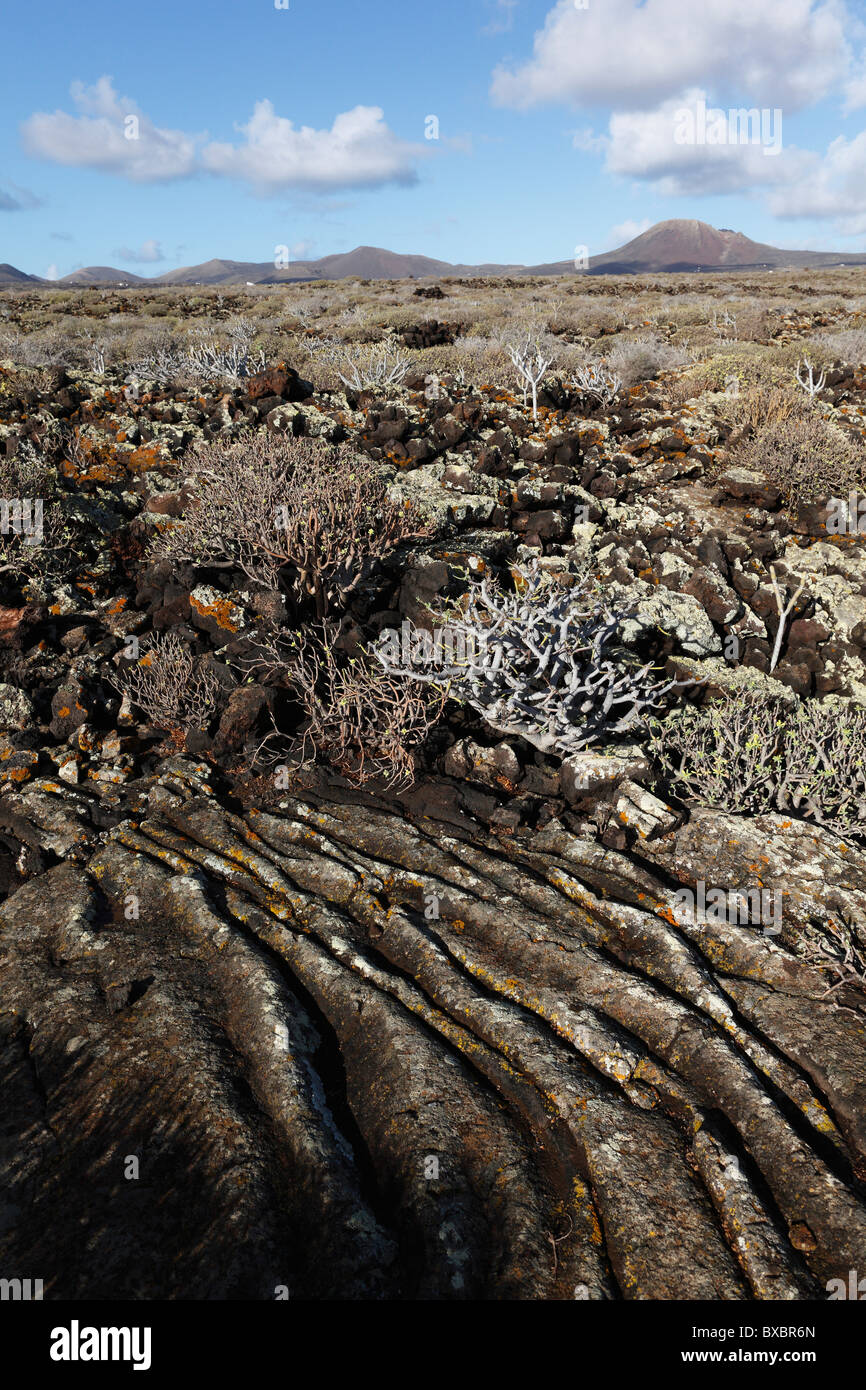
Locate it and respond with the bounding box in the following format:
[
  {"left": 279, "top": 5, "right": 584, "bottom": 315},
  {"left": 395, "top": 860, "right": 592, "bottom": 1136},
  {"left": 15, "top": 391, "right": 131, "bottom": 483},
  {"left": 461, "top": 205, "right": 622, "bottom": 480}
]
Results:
[{"left": 649, "top": 694, "right": 866, "bottom": 842}]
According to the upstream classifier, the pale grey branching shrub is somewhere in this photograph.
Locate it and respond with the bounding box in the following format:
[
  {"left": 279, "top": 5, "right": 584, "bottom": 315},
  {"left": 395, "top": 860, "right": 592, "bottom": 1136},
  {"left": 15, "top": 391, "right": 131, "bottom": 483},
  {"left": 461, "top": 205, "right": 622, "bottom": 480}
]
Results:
[
  {"left": 335, "top": 340, "right": 411, "bottom": 392},
  {"left": 768, "top": 565, "right": 809, "bottom": 672},
  {"left": 500, "top": 329, "right": 557, "bottom": 420},
  {"left": 126, "top": 340, "right": 189, "bottom": 385},
  {"left": 77, "top": 331, "right": 111, "bottom": 374},
  {"left": 648, "top": 694, "right": 866, "bottom": 842},
  {"left": 184, "top": 337, "right": 266, "bottom": 381},
  {"left": 301, "top": 333, "right": 341, "bottom": 364},
  {"left": 129, "top": 319, "right": 265, "bottom": 384},
  {"left": 375, "top": 562, "right": 687, "bottom": 756},
  {"left": 568, "top": 360, "right": 622, "bottom": 408},
  {"left": 300, "top": 335, "right": 409, "bottom": 391},
  {"left": 710, "top": 308, "right": 737, "bottom": 339},
  {"left": 795, "top": 357, "right": 827, "bottom": 398},
  {"left": 116, "top": 633, "right": 221, "bottom": 742}
]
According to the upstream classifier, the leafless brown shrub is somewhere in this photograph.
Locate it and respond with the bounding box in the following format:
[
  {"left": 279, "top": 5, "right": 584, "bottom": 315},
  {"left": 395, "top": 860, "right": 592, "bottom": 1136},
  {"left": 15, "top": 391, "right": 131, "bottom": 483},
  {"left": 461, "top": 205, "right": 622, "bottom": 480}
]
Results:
[
  {"left": 724, "top": 301, "right": 773, "bottom": 343},
  {"left": 115, "top": 632, "right": 220, "bottom": 745},
  {"left": 152, "top": 433, "right": 429, "bottom": 617},
  {"left": 720, "top": 383, "right": 812, "bottom": 431},
  {"left": 255, "top": 624, "right": 444, "bottom": 786},
  {"left": 0, "top": 437, "right": 81, "bottom": 593}
]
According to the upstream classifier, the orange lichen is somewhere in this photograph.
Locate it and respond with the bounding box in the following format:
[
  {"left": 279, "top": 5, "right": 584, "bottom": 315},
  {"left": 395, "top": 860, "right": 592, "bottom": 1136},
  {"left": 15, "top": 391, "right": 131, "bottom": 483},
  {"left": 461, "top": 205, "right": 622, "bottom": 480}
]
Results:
[{"left": 189, "top": 592, "right": 242, "bottom": 632}]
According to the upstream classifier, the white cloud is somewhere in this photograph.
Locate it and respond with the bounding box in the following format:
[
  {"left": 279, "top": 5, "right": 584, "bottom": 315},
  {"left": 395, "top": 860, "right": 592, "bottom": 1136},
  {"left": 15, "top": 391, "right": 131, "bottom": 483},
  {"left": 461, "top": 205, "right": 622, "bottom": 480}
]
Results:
[
  {"left": 201, "top": 102, "right": 420, "bottom": 192},
  {"left": 603, "top": 91, "right": 796, "bottom": 195},
  {"left": 570, "top": 126, "right": 606, "bottom": 153},
  {"left": 21, "top": 77, "right": 197, "bottom": 182},
  {"left": 593, "top": 87, "right": 866, "bottom": 238},
  {"left": 843, "top": 57, "right": 866, "bottom": 111},
  {"left": 44, "top": 264, "right": 59, "bottom": 281},
  {"left": 482, "top": 0, "right": 518, "bottom": 35},
  {"left": 21, "top": 84, "right": 422, "bottom": 196},
  {"left": 767, "top": 130, "right": 866, "bottom": 232},
  {"left": 491, "top": 0, "right": 851, "bottom": 112},
  {"left": 114, "top": 238, "right": 165, "bottom": 263},
  {"left": 610, "top": 218, "right": 652, "bottom": 243}
]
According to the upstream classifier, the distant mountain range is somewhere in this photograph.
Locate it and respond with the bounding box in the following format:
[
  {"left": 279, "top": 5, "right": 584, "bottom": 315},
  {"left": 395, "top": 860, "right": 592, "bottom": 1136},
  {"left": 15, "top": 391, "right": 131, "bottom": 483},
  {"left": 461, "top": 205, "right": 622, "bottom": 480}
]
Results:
[{"left": 4, "top": 220, "right": 866, "bottom": 288}]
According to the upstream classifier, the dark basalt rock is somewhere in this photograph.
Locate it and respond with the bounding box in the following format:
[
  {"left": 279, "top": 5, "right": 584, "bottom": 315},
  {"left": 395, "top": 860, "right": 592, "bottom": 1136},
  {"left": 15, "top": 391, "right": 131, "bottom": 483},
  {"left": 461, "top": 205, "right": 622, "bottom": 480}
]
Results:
[
  {"left": 246, "top": 365, "right": 314, "bottom": 403},
  {"left": 0, "top": 760, "right": 864, "bottom": 1299}
]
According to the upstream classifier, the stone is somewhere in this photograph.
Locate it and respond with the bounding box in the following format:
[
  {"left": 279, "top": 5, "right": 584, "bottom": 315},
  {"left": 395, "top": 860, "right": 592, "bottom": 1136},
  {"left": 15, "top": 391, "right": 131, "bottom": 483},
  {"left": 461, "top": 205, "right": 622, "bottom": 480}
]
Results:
[
  {"left": 611, "top": 779, "right": 679, "bottom": 840},
  {"left": 0, "top": 684, "right": 35, "bottom": 733},
  {"left": 246, "top": 365, "right": 313, "bottom": 402},
  {"left": 715, "top": 467, "right": 782, "bottom": 510}
]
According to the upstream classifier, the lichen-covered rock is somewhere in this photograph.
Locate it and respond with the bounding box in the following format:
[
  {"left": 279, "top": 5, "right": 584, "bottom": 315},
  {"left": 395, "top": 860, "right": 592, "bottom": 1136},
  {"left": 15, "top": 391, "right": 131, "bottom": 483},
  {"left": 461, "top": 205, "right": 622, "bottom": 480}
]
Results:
[
  {"left": 613, "top": 583, "right": 723, "bottom": 656},
  {"left": 1, "top": 759, "right": 863, "bottom": 1299},
  {"left": 0, "top": 684, "right": 34, "bottom": 733}
]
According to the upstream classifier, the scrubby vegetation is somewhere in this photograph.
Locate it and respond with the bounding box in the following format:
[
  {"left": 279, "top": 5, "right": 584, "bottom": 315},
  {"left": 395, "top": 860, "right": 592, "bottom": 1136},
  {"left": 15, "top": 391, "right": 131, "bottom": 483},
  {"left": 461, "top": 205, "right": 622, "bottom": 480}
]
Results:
[
  {"left": 1, "top": 265, "right": 866, "bottom": 825},
  {"left": 649, "top": 694, "right": 866, "bottom": 844},
  {"left": 3, "top": 264, "right": 866, "bottom": 1307}
]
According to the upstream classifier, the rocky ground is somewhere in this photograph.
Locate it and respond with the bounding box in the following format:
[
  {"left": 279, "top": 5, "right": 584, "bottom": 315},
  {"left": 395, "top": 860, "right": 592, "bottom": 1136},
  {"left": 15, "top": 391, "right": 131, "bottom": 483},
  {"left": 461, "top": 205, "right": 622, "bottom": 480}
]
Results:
[{"left": 0, "top": 272, "right": 865, "bottom": 1300}]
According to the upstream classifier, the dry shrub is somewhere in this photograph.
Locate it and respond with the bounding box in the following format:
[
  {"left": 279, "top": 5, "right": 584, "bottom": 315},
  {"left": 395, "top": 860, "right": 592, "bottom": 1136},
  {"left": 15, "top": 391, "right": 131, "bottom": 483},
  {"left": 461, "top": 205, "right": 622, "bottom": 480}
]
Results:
[
  {"left": 152, "top": 433, "right": 428, "bottom": 617},
  {"left": 649, "top": 694, "right": 866, "bottom": 843},
  {"left": 814, "top": 326, "right": 866, "bottom": 365},
  {"left": 722, "top": 301, "right": 773, "bottom": 343},
  {"left": 606, "top": 334, "right": 691, "bottom": 385},
  {"left": 116, "top": 632, "right": 220, "bottom": 744},
  {"left": 0, "top": 437, "right": 82, "bottom": 593},
  {"left": 258, "top": 624, "right": 444, "bottom": 786},
  {"left": 674, "top": 344, "right": 780, "bottom": 396},
  {"left": 731, "top": 410, "right": 866, "bottom": 505},
  {"left": 720, "top": 383, "right": 811, "bottom": 432}
]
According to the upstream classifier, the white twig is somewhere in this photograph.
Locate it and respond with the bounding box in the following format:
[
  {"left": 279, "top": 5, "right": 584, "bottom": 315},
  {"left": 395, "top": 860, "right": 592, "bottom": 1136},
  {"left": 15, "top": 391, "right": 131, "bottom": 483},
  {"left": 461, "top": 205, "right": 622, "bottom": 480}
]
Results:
[
  {"left": 795, "top": 358, "right": 826, "bottom": 398},
  {"left": 501, "top": 330, "right": 556, "bottom": 420},
  {"left": 769, "top": 565, "right": 808, "bottom": 672}
]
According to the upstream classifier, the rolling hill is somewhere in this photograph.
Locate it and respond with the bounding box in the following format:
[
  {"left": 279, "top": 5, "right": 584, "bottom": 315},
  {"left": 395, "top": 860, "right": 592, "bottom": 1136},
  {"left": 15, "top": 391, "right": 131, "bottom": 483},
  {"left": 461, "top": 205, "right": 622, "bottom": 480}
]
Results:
[
  {"left": 58, "top": 266, "right": 147, "bottom": 286},
  {"left": 4, "top": 221, "right": 866, "bottom": 286}
]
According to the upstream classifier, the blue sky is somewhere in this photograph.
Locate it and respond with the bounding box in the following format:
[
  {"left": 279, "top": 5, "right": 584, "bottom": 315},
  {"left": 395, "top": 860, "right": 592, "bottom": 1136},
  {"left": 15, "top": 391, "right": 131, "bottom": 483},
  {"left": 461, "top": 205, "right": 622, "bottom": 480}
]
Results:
[{"left": 4, "top": 0, "right": 866, "bottom": 277}]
